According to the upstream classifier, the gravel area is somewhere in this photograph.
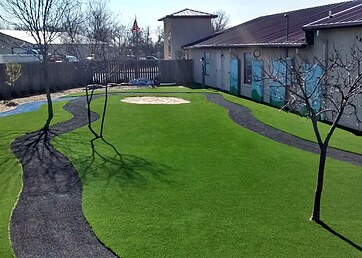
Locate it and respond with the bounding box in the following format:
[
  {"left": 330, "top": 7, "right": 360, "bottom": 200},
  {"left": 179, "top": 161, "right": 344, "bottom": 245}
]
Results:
[
  {"left": 0, "top": 85, "right": 152, "bottom": 112},
  {"left": 10, "top": 96, "right": 116, "bottom": 258},
  {"left": 0, "top": 88, "right": 84, "bottom": 112}
]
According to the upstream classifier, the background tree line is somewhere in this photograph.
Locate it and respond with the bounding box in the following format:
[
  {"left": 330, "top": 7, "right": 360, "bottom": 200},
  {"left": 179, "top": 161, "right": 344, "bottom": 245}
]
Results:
[
  {"left": 60, "top": 0, "right": 165, "bottom": 61},
  {"left": 0, "top": 0, "right": 165, "bottom": 61}
]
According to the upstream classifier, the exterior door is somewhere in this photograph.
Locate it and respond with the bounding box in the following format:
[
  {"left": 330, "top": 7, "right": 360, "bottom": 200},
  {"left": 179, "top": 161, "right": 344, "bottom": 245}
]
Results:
[
  {"left": 270, "top": 60, "right": 286, "bottom": 108},
  {"left": 220, "top": 53, "right": 225, "bottom": 90},
  {"left": 252, "top": 60, "right": 263, "bottom": 102},
  {"left": 216, "top": 51, "right": 222, "bottom": 89},
  {"left": 230, "top": 58, "right": 239, "bottom": 95}
]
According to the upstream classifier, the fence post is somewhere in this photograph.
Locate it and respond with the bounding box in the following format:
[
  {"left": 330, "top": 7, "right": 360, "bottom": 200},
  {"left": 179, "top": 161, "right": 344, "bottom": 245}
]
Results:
[{"left": 135, "top": 60, "right": 140, "bottom": 79}]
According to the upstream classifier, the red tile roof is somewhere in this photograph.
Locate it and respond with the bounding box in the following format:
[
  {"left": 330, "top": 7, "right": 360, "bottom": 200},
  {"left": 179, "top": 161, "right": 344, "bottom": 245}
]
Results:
[
  {"left": 158, "top": 8, "right": 217, "bottom": 21},
  {"left": 185, "top": 1, "right": 360, "bottom": 49}
]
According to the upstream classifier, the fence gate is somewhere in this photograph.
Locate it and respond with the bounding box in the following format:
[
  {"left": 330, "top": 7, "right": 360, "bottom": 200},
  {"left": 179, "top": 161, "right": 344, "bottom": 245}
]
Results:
[{"left": 92, "top": 59, "right": 193, "bottom": 85}]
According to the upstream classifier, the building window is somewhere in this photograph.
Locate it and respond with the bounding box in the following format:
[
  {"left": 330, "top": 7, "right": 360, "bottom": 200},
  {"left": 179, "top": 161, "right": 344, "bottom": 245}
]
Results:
[
  {"left": 167, "top": 31, "right": 171, "bottom": 59},
  {"left": 244, "top": 52, "right": 253, "bottom": 84},
  {"left": 204, "top": 52, "right": 211, "bottom": 76}
]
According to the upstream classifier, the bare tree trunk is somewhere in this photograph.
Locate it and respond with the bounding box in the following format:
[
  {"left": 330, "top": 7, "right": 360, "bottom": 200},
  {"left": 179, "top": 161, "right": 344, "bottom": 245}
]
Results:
[
  {"left": 43, "top": 62, "right": 53, "bottom": 130},
  {"left": 310, "top": 146, "right": 327, "bottom": 222},
  {"left": 85, "top": 85, "right": 100, "bottom": 138},
  {"left": 100, "top": 84, "right": 108, "bottom": 138}
]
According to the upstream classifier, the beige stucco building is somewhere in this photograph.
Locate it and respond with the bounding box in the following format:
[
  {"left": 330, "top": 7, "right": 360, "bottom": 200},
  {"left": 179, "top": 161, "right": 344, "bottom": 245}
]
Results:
[
  {"left": 158, "top": 9, "right": 216, "bottom": 60},
  {"left": 168, "top": 1, "right": 362, "bottom": 132}
]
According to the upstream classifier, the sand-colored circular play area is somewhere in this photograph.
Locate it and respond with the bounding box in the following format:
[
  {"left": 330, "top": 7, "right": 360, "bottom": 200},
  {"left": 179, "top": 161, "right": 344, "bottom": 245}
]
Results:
[{"left": 121, "top": 96, "right": 190, "bottom": 105}]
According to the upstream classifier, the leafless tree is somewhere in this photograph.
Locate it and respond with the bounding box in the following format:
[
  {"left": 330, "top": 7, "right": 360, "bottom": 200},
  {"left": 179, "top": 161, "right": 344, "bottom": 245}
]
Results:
[
  {"left": 85, "top": 0, "right": 115, "bottom": 61},
  {"left": 0, "top": 0, "right": 80, "bottom": 129},
  {"left": 212, "top": 10, "right": 230, "bottom": 33},
  {"left": 60, "top": 3, "right": 86, "bottom": 59},
  {"left": 79, "top": 0, "right": 120, "bottom": 139},
  {"left": 155, "top": 25, "right": 164, "bottom": 59},
  {"left": 262, "top": 41, "right": 362, "bottom": 222},
  {"left": 111, "top": 23, "right": 129, "bottom": 58}
]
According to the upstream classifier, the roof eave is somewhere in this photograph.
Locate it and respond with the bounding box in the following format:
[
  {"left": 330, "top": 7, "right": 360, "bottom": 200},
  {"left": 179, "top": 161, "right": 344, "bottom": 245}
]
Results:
[
  {"left": 184, "top": 42, "right": 307, "bottom": 50},
  {"left": 303, "top": 21, "right": 362, "bottom": 31},
  {"left": 158, "top": 15, "right": 217, "bottom": 21}
]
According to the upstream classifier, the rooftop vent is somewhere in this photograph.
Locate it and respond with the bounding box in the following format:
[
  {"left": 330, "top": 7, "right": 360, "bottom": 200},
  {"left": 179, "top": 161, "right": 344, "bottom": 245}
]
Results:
[{"left": 329, "top": 10, "right": 333, "bottom": 18}]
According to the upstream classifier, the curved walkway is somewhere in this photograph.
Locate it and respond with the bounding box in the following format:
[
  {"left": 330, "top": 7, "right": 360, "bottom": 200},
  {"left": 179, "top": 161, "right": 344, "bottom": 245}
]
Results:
[
  {"left": 9, "top": 92, "right": 362, "bottom": 257},
  {"left": 206, "top": 93, "right": 362, "bottom": 167},
  {"left": 10, "top": 97, "right": 116, "bottom": 257}
]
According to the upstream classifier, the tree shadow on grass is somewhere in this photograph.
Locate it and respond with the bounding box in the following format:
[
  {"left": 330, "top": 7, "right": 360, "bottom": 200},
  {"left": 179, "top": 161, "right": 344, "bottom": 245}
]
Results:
[
  {"left": 317, "top": 220, "right": 362, "bottom": 252},
  {"left": 11, "top": 128, "right": 83, "bottom": 189},
  {"left": 52, "top": 133, "right": 176, "bottom": 189},
  {"left": 11, "top": 129, "right": 58, "bottom": 164}
]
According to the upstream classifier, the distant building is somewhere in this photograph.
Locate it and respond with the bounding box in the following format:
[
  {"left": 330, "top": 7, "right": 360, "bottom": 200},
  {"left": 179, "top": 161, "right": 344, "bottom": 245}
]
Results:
[
  {"left": 158, "top": 8, "right": 217, "bottom": 60},
  {"left": 0, "top": 30, "right": 94, "bottom": 60}
]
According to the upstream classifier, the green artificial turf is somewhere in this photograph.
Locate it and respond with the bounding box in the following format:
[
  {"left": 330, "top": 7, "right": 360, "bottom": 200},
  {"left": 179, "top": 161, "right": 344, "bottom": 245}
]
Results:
[
  {"left": 0, "top": 101, "right": 72, "bottom": 258},
  {"left": 52, "top": 92, "right": 362, "bottom": 257},
  {"left": 66, "top": 86, "right": 210, "bottom": 97},
  {"left": 222, "top": 93, "right": 362, "bottom": 155}
]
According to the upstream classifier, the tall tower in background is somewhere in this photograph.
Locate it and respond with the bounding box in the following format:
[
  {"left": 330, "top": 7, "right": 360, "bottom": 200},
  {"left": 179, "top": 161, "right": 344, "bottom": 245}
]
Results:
[{"left": 158, "top": 9, "right": 217, "bottom": 60}]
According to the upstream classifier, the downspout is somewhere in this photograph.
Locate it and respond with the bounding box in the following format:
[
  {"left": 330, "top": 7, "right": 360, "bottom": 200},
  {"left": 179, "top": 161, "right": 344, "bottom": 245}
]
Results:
[
  {"left": 284, "top": 13, "right": 290, "bottom": 104},
  {"left": 284, "top": 13, "right": 289, "bottom": 42},
  {"left": 322, "top": 36, "right": 329, "bottom": 121},
  {"left": 284, "top": 13, "right": 289, "bottom": 59}
]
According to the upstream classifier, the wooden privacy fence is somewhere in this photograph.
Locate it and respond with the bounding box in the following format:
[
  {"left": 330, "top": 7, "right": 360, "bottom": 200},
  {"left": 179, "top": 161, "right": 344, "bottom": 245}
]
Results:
[
  {"left": 0, "top": 59, "right": 194, "bottom": 99},
  {"left": 91, "top": 59, "right": 193, "bottom": 84},
  {"left": 0, "top": 62, "right": 91, "bottom": 99},
  {"left": 93, "top": 60, "right": 160, "bottom": 83}
]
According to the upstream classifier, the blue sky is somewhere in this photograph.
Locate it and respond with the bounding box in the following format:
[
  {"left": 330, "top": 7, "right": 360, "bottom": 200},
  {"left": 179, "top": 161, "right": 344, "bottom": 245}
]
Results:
[{"left": 110, "top": 0, "right": 345, "bottom": 30}]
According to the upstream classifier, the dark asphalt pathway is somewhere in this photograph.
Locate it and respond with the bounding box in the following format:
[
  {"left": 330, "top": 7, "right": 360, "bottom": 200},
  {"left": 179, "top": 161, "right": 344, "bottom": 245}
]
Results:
[
  {"left": 10, "top": 96, "right": 116, "bottom": 258},
  {"left": 206, "top": 93, "right": 362, "bottom": 167}
]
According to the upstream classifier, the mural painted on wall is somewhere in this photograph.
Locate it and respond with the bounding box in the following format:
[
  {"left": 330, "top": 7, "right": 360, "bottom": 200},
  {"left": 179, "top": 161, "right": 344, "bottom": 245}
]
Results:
[
  {"left": 251, "top": 60, "right": 263, "bottom": 102},
  {"left": 300, "top": 63, "right": 324, "bottom": 115},
  {"left": 270, "top": 60, "right": 286, "bottom": 108},
  {"left": 230, "top": 58, "right": 239, "bottom": 95}
]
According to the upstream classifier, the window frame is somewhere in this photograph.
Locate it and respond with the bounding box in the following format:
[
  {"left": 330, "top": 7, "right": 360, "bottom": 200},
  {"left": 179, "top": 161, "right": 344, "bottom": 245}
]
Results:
[
  {"left": 204, "top": 51, "right": 211, "bottom": 76},
  {"left": 244, "top": 52, "right": 253, "bottom": 85}
]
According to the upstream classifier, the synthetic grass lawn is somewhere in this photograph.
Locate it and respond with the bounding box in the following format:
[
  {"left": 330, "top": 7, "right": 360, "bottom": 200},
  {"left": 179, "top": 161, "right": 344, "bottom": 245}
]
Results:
[
  {"left": 0, "top": 101, "right": 72, "bottom": 258},
  {"left": 66, "top": 86, "right": 210, "bottom": 97},
  {"left": 222, "top": 93, "right": 362, "bottom": 155},
  {"left": 53, "top": 93, "right": 362, "bottom": 257},
  {"left": 71, "top": 86, "right": 362, "bottom": 155}
]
